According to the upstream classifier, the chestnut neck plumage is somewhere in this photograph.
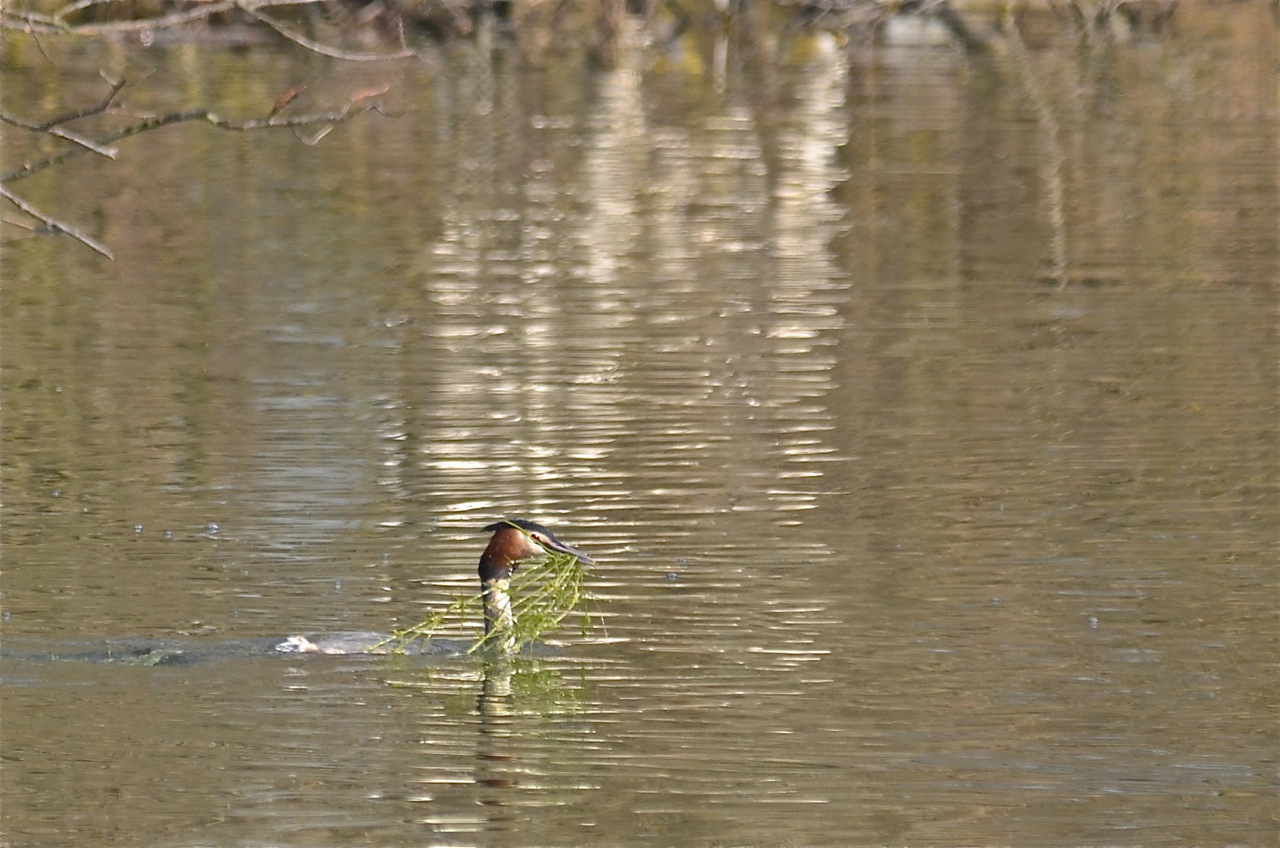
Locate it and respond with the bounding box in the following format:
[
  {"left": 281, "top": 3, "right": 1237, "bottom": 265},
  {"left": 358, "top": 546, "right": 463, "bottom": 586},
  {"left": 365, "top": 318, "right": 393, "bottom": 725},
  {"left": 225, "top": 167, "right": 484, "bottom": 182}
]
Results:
[{"left": 477, "top": 528, "right": 531, "bottom": 650}]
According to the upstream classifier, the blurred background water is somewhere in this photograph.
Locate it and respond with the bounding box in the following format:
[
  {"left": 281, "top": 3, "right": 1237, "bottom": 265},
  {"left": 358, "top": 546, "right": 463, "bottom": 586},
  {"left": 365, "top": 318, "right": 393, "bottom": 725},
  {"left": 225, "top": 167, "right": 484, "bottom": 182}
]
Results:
[{"left": 2, "top": 5, "right": 1276, "bottom": 845}]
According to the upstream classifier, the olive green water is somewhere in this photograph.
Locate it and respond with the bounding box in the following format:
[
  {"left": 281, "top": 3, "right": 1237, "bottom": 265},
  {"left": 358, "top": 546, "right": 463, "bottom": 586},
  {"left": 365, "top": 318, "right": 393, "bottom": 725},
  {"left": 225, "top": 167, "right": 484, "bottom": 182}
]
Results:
[{"left": 2, "top": 7, "right": 1277, "bottom": 846}]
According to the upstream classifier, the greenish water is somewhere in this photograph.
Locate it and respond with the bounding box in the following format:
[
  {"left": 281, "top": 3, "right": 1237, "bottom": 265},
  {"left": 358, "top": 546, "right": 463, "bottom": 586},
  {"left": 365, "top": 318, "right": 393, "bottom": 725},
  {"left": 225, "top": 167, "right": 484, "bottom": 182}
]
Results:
[{"left": 2, "top": 7, "right": 1276, "bottom": 846}]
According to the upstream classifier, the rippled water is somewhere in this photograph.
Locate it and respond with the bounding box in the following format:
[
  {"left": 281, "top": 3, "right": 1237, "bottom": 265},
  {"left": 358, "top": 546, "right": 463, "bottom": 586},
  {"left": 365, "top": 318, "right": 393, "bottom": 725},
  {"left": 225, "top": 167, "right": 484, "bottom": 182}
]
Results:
[{"left": 3, "top": 6, "right": 1277, "bottom": 846}]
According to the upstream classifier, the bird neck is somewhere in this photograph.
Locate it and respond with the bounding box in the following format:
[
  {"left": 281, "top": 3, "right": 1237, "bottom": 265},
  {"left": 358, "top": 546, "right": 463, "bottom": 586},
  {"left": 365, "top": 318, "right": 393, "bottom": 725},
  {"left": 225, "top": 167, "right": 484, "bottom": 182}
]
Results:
[{"left": 482, "top": 576, "right": 516, "bottom": 652}]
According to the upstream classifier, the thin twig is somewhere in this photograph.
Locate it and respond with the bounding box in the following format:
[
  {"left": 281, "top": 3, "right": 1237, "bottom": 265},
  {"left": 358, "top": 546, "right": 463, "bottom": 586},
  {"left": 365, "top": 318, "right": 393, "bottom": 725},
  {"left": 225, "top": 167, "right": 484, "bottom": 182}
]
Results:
[
  {"left": 53, "top": 0, "right": 129, "bottom": 24},
  {"left": 62, "top": 0, "right": 239, "bottom": 34},
  {"left": 234, "top": 1, "right": 417, "bottom": 61},
  {"left": 3, "top": 0, "right": 420, "bottom": 63},
  {"left": 1, "top": 75, "right": 127, "bottom": 157},
  {"left": 1, "top": 112, "right": 120, "bottom": 157},
  {"left": 1, "top": 0, "right": 326, "bottom": 35},
  {"left": 1, "top": 87, "right": 394, "bottom": 257},
  {"left": 2, "top": 94, "right": 394, "bottom": 184},
  {"left": 0, "top": 9, "right": 62, "bottom": 32},
  {"left": 41, "top": 74, "right": 128, "bottom": 129},
  {"left": 0, "top": 185, "right": 114, "bottom": 258}
]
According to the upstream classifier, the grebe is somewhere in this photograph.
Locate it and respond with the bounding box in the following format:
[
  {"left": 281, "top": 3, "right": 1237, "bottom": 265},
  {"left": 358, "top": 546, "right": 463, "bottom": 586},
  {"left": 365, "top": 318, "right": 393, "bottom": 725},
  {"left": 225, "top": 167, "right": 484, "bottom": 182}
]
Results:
[{"left": 275, "top": 518, "right": 594, "bottom": 655}]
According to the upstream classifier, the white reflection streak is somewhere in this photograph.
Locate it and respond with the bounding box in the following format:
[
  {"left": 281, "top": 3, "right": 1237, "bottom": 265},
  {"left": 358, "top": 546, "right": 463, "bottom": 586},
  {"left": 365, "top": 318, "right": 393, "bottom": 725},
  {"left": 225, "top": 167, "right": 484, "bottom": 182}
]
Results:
[
  {"left": 767, "top": 39, "right": 850, "bottom": 517},
  {"left": 406, "top": 46, "right": 528, "bottom": 516},
  {"left": 582, "top": 47, "right": 647, "bottom": 290}
]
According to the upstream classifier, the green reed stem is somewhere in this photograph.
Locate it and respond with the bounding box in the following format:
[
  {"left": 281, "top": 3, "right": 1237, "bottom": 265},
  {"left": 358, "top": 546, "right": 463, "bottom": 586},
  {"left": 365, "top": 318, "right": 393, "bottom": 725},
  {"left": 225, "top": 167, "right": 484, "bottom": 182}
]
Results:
[{"left": 374, "top": 550, "right": 591, "bottom": 656}]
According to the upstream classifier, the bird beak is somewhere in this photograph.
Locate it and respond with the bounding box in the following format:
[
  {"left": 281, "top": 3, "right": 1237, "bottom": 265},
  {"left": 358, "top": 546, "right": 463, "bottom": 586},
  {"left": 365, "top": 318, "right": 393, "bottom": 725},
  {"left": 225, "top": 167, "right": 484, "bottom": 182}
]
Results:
[{"left": 543, "top": 537, "right": 596, "bottom": 566}]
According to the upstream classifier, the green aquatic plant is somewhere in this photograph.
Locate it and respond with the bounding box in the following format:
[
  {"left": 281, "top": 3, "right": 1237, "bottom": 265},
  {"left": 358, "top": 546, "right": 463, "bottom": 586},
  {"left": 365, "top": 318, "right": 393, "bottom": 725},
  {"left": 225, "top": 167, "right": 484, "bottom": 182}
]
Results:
[{"left": 376, "top": 547, "right": 592, "bottom": 656}]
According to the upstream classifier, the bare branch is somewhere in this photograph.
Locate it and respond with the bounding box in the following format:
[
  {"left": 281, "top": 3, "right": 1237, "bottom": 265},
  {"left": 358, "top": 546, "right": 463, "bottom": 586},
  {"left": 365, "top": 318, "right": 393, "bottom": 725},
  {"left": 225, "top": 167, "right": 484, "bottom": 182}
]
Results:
[
  {"left": 234, "top": 1, "right": 417, "bottom": 61},
  {"left": 41, "top": 124, "right": 116, "bottom": 157},
  {"left": 35, "top": 0, "right": 238, "bottom": 34},
  {"left": 0, "top": 4, "right": 407, "bottom": 256},
  {"left": 1, "top": 75, "right": 128, "bottom": 157},
  {"left": 1, "top": 0, "right": 331, "bottom": 35},
  {"left": 3, "top": 0, "right": 421, "bottom": 66},
  {"left": 39, "top": 74, "right": 128, "bottom": 129},
  {"left": 0, "top": 9, "right": 62, "bottom": 33},
  {"left": 2, "top": 86, "right": 395, "bottom": 184},
  {"left": 1, "top": 80, "right": 395, "bottom": 256},
  {"left": 2, "top": 111, "right": 120, "bottom": 157},
  {"left": 0, "top": 74, "right": 125, "bottom": 132},
  {"left": 0, "top": 185, "right": 115, "bottom": 259}
]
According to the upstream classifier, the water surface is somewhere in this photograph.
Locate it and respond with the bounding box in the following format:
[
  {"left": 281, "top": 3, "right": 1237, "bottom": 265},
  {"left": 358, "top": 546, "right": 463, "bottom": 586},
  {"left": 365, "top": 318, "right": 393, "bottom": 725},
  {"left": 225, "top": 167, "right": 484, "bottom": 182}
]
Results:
[{"left": 2, "top": 7, "right": 1277, "bottom": 846}]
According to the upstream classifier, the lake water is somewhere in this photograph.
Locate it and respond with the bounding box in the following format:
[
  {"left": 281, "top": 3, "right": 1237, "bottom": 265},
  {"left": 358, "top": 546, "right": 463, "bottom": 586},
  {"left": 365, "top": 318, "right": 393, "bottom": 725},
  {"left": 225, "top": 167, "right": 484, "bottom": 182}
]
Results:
[{"left": 2, "top": 5, "right": 1277, "bottom": 846}]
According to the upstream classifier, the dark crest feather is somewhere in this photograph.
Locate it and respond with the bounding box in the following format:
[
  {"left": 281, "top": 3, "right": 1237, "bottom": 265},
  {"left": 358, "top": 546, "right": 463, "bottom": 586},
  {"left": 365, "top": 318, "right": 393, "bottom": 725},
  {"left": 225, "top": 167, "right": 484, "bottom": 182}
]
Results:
[{"left": 484, "top": 517, "right": 557, "bottom": 540}]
